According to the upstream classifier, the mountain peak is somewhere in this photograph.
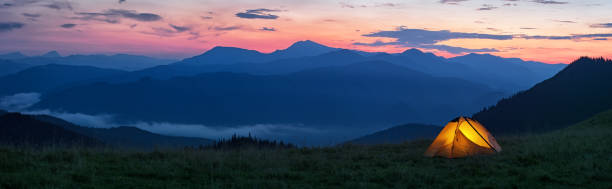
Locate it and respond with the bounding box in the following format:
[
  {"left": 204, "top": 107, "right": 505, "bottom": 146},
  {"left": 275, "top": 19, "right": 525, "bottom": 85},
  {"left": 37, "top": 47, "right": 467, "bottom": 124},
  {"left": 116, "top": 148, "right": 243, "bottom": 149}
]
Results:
[
  {"left": 464, "top": 53, "right": 498, "bottom": 58},
  {"left": 271, "top": 40, "right": 337, "bottom": 58},
  {"left": 287, "top": 40, "right": 327, "bottom": 49},
  {"left": 402, "top": 48, "right": 424, "bottom": 54},
  {"left": 203, "top": 46, "right": 262, "bottom": 55},
  {"left": 42, "top": 51, "right": 61, "bottom": 58}
]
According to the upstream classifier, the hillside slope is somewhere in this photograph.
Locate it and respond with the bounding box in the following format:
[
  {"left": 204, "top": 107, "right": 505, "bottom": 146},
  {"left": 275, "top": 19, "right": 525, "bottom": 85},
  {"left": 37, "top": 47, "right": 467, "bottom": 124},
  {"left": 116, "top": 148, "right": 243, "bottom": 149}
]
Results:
[
  {"left": 0, "top": 113, "right": 101, "bottom": 146},
  {"left": 346, "top": 124, "right": 441, "bottom": 145},
  {"left": 0, "top": 64, "right": 126, "bottom": 96},
  {"left": 35, "top": 115, "right": 214, "bottom": 149},
  {"left": 473, "top": 57, "right": 612, "bottom": 134}
]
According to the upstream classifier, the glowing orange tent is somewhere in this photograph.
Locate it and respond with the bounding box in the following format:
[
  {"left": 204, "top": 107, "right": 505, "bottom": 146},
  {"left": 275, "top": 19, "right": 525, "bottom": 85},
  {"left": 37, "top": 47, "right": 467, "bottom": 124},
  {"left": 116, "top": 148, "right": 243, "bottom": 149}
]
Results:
[{"left": 424, "top": 117, "right": 501, "bottom": 158}]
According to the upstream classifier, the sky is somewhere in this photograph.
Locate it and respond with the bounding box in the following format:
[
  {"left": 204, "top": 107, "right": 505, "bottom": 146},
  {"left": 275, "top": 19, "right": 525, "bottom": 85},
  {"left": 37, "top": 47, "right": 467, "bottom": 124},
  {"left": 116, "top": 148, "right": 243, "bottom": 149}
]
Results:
[{"left": 0, "top": 0, "right": 611, "bottom": 63}]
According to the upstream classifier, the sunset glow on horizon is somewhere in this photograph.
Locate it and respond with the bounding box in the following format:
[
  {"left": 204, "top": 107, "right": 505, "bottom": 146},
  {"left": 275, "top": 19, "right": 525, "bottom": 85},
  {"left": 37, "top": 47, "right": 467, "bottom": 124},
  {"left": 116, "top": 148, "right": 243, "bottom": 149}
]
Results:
[{"left": 1, "top": 0, "right": 611, "bottom": 63}]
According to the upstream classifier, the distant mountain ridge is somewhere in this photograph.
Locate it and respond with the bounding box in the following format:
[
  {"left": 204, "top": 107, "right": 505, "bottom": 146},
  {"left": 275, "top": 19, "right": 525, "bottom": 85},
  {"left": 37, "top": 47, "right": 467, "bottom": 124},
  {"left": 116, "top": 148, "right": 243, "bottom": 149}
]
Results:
[
  {"left": 125, "top": 40, "right": 564, "bottom": 93},
  {"left": 180, "top": 40, "right": 339, "bottom": 65},
  {"left": 473, "top": 57, "right": 612, "bottom": 134},
  {"left": 0, "top": 52, "right": 27, "bottom": 60},
  {"left": 449, "top": 53, "right": 566, "bottom": 92},
  {"left": 0, "top": 52, "right": 176, "bottom": 71}
]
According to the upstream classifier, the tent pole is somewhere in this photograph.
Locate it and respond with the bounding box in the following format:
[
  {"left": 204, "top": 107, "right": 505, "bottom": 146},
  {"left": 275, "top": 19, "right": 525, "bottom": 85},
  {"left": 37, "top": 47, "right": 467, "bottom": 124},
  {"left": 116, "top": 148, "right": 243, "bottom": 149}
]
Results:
[{"left": 463, "top": 117, "right": 497, "bottom": 152}]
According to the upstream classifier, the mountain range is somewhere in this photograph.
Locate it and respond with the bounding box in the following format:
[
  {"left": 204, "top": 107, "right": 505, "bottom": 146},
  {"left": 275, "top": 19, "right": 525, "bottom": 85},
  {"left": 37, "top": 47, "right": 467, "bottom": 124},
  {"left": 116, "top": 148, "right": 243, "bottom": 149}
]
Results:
[
  {"left": 33, "top": 61, "right": 504, "bottom": 127},
  {"left": 121, "top": 41, "right": 564, "bottom": 93},
  {"left": 0, "top": 40, "right": 569, "bottom": 145},
  {"left": 0, "top": 51, "right": 176, "bottom": 73}
]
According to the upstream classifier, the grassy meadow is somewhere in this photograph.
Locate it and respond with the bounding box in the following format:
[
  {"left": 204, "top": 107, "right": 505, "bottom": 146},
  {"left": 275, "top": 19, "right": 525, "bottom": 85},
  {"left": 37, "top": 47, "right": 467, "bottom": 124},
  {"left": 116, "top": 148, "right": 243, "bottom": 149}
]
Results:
[{"left": 2, "top": 112, "right": 612, "bottom": 188}]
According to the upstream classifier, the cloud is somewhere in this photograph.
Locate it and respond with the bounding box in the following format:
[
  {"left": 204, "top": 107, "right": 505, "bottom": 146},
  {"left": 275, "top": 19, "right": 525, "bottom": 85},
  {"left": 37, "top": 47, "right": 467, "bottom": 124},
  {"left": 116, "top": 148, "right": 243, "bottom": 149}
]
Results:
[
  {"left": 0, "top": 22, "right": 25, "bottom": 32},
  {"left": 22, "top": 13, "right": 41, "bottom": 18},
  {"left": 0, "top": 93, "right": 41, "bottom": 111},
  {"left": 353, "top": 27, "right": 511, "bottom": 53},
  {"left": 439, "top": 0, "right": 469, "bottom": 5},
  {"left": 422, "top": 44, "right": 499, "bottom": 54},
  {"left": 260, "top": 27, "right": 276, "bottom": 31},
  {"left": 355, "top": 27, "right": 612, "bottom": 54},
  {"left": 520, "top": 27, "right": 537, "bottom": 30},
  {"left": 376, "top": 3, "right": 399, "bottom": 7},
  {"left": 532, "top": 0, "right": 568, "bottom": 4},
  {"left": 339, "top": 2, "right": 355, "bottom": 8},
  {"left": 235, "top": 8, "right": 280, "bottom": 19},
  {"left": 43, "top": 1, "right": 72, "bottom": 10},
  {"left": 105, "top": 9, "right": 162, "bottom": 22},
  {"left": 144, "top": 24, "right": 199, "bottom": 39},
  {"left": 1, "top": 0, "right": 40, "bottom": 8},
  {"left": 360, "top": 27, "right": 513, "bottom": 45},
  {"left": 118, "top": 0, "right": 126, "bottom": 4},
  {"left": 201, "top": 16, "right": 213, "bottom": 20},
  {"left": 19, "top": 109, "right": 329, "bottom": 144},
  {"left": 593, "top": 38, "right": 608, "bottom": 41},
  {"left": 24, "top": 110, "right": 115, "bottom": 128},
  {"left": 60, "top": 23, "right": 76, "bottom": 28},
  {"left": 477, "top": 4, "right": 498, "bottom": 11},
  {"left": 73, "top": 9, "right": 162, "bottom": 24},
  {"left": 591, "top": 23, "right": 612, "bottom": 28},
  {"left": 486, "top": 27, "right": 501, "bottom": 32},
  {"left": 169, "top": 24, "right": 190, "bottom": 32},
  {"left": 212, "top": 25, "right": 242, "bottom": 31},
  {"left": 555, "top": 20, "right": 576, "bottom": 23},
  {"left": 520, "top": 33, "right": 612, "bottom": 40}
]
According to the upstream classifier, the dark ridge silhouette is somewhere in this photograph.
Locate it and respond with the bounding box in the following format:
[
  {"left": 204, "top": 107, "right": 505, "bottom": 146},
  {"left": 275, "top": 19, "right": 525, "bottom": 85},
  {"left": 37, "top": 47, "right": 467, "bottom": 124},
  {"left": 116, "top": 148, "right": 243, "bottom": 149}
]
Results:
[
  {"left": 203, "top": 133, "right": 295, "bottom": 150},
  {"left": 34, "top": 115, "right": 214, "bottom": 149},
  {"left": 346, "top": 124, "right": 442, "bottom": 145},
  {"left": 0, "top": 112, "right": 102, "bottom": 146},
  {"left": 0, "top": 64, "right": 126, "bottom": 96},
  {"left": 473, "top": 57, "right": 612, "bottom": 134}
]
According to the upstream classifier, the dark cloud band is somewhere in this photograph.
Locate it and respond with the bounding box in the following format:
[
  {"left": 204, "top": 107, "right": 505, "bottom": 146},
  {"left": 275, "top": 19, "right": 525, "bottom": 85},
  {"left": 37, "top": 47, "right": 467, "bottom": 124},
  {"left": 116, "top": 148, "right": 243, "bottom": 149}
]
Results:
[
  {"left": 73, "top": 9, "right": 162, "bottom": 24},
  {"left": 0, "top": 22, "right": 25, "bottom": 32},
  {"left": 355, "top": 27, "right": 611, "bottom": 54},
  {"left": 236, "top": 8, "right": 280, "bottom": 19},
  {"left": 60, "top": 23, "right": 76, "bottom": 28}
]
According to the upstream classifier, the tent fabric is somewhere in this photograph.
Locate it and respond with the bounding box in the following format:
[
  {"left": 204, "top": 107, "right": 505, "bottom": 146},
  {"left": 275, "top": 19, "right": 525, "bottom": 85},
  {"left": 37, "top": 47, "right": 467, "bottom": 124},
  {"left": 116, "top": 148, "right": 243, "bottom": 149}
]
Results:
[{"left": 424, "top": 116, "right": 502, "bottom": 158}]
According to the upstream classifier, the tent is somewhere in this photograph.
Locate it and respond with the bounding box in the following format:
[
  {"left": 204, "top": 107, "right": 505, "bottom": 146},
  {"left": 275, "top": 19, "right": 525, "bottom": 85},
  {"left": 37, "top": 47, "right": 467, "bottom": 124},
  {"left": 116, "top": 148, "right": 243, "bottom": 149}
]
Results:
[{"left": 424, "top": 116, "right": 502, "bottom": 158}]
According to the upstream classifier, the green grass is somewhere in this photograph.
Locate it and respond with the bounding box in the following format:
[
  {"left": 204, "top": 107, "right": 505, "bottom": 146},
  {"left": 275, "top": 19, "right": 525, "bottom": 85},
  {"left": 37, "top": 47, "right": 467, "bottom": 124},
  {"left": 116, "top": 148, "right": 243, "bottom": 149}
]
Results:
[{"left": 2, "top": 112, "right": 612, "bottom": 189}]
